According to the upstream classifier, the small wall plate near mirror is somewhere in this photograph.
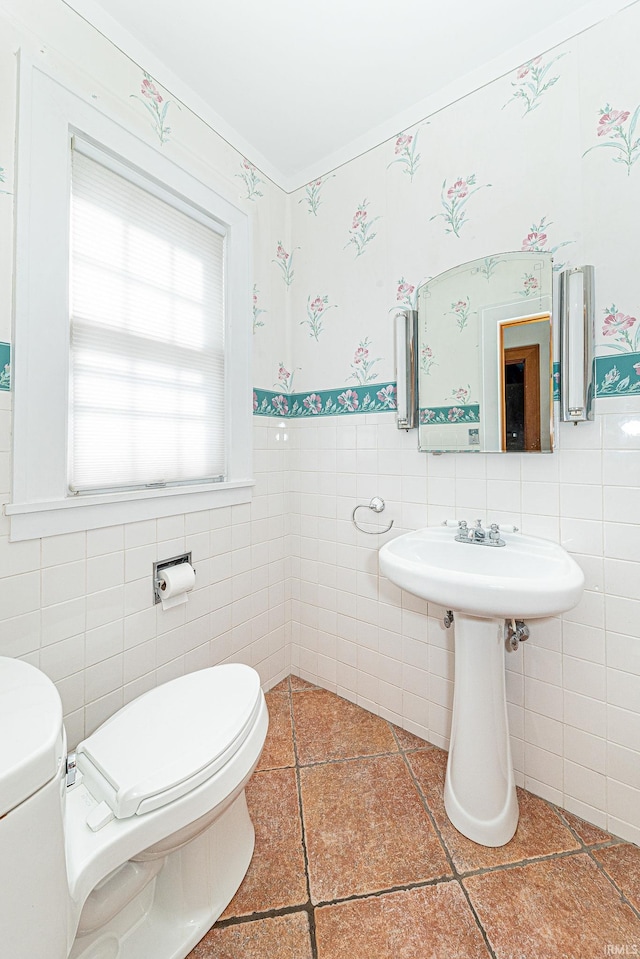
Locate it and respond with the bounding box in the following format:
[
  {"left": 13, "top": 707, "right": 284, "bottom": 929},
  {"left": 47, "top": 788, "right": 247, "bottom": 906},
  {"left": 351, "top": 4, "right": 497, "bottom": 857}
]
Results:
[{"left": 417, "top": 251, "right": 553, "bottom": 453}]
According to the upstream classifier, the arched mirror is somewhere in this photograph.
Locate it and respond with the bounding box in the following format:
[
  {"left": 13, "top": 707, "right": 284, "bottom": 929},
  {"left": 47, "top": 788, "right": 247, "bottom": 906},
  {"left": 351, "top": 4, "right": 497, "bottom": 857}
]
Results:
[{"left": 417, "top": 252, "right": 553, "bottom": 453}]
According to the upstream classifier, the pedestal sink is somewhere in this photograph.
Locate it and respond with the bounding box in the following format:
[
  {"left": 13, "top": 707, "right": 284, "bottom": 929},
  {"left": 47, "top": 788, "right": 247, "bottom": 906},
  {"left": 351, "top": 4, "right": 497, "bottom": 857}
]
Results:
[{"left": 379, "top": 526, "right": 584, "bottom": 846}]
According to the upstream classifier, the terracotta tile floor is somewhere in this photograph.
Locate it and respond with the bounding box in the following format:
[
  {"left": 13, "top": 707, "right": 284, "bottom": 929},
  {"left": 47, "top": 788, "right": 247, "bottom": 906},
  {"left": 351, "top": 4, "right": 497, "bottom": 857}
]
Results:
[{"left": 190, "top": 676, "right": 640, "bottom": 959}]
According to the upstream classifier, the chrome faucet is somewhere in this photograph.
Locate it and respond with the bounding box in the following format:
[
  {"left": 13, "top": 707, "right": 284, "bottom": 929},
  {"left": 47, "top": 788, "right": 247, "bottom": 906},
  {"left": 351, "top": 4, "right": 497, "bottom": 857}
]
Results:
[{"left": 454, "top": 519, "right": 507, "bottom": 547}]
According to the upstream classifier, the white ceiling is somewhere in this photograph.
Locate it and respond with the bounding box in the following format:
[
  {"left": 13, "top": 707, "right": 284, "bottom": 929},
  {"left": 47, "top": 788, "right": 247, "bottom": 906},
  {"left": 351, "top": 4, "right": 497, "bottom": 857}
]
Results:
[{"left": 63, "top": 0, "right": 631, "bottom": 191}]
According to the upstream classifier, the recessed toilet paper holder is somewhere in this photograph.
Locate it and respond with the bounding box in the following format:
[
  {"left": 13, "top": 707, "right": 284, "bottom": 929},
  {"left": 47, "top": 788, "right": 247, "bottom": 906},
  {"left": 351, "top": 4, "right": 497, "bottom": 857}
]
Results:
[{"left": 153, "top": 552, "right": 194, "bottom": 605}]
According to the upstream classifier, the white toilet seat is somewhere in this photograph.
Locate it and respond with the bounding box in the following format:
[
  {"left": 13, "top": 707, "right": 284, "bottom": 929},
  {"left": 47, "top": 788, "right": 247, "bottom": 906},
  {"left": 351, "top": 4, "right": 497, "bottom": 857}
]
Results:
[
  {"left": 65, "top": 678, "right": 268, "bottom": 911},
  {"left": 77, "top": 664, "right": 261, "bottom": 820}
]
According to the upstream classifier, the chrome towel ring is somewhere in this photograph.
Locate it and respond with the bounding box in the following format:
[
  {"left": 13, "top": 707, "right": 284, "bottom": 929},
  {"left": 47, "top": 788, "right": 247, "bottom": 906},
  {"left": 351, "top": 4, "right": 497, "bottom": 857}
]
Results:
[{"left": 352, "top": 496, "right": 394, "bottom": 535}]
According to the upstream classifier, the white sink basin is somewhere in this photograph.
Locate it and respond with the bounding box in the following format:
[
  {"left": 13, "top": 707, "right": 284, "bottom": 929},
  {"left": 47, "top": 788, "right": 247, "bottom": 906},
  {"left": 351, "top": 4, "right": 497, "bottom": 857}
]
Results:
[{"left": 379, "top": 526, "right": 584, "bottom": 619}]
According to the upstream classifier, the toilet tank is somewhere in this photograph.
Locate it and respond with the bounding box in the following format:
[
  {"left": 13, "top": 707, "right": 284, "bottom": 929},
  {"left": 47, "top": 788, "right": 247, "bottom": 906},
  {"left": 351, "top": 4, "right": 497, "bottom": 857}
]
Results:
[
  {"left": 0, "top": 656, "right": 66, "bottom": 815},
  {"left": 0, "top": 657, "right": 70, "bottom": 959}
]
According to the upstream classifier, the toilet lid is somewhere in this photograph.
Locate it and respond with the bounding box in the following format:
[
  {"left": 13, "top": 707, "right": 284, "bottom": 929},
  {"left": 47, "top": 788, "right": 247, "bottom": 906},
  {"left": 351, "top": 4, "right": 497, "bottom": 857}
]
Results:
[{"left": 76, "top": 664, "right": 261, "bottom": 819}]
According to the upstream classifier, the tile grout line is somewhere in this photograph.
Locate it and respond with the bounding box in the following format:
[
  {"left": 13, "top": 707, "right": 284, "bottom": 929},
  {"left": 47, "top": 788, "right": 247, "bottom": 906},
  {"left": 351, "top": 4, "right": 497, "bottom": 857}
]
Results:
[
  {"left": 549, "top": 802, "right": 640, "bottom": 919},
  {"left": 388, "top": 721, "right": 499, "bottom": 959},
  {"left": 290, "top": 680, "right": 320, "bottom": 959},
  {"left": 585, "top": 847, "right": 640, "bottom": 922}
]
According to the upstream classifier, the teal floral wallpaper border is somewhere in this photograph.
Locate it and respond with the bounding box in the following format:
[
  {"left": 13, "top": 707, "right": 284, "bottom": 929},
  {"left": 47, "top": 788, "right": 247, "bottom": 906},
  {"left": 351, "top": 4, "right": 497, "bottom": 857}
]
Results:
[
  {"left": 0, "top": 341, "right": 9, "bottom": 391},
  {"left": 420, "top": 404, "right": 481, "bottom": 425},
  {"left": 596, "top": 352, "right": 640, "bottom": 395},
  {"left": 253, "top": 383, "right": 397, "bottom": 418},
  {"left": 0, "top": 341, "right": 637, "bottom": 406},
  {"left": 253, "top": 359, "right": 638, "bottom": 419}
]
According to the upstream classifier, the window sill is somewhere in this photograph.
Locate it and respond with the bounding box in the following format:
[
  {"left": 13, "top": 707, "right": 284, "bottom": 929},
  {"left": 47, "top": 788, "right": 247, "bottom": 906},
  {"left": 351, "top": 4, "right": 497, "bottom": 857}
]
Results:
[{"left": 6, "top": 480, "right": 254, "bottom": 541}]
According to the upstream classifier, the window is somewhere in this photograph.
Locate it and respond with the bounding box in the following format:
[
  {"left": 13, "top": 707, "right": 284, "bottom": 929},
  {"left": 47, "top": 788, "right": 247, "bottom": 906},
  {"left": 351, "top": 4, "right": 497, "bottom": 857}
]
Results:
[
  {"left": 70, "top": 141, "right": 227, "bottom": 493},
  {"left": 8, "top": 61, "right": 252, "bottom": 540}
]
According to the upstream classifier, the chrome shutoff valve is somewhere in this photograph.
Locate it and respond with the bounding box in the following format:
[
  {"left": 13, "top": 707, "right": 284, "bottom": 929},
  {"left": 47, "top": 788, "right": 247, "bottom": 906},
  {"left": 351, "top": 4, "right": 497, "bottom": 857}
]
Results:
[{"left": 505, "top": 619, "right": 530, "bottom": 651}]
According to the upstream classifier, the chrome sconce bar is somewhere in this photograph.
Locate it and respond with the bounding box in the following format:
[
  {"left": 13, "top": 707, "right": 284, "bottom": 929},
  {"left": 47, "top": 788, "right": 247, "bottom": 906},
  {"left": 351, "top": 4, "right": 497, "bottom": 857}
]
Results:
[
  {"left": 394, "top": 309, "right": 418, "bottom": 429},
  {"left": 559, "top": 265, "right": 595, "bottom": 423}
]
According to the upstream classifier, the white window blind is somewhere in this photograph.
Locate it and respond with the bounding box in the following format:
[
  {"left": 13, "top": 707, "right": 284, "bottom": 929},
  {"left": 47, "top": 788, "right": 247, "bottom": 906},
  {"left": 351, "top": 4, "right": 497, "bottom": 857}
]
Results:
[{"left": 69, "top": 143, "right": 226, "bottom": 494}]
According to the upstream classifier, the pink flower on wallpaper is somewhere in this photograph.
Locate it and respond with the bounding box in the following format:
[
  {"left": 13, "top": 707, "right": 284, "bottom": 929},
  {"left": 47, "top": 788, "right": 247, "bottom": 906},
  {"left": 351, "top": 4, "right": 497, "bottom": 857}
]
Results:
[
  {"left": 522, "top": 229, "right": 547, "bottom": 251},
  {"left": 634, "top": 363, "right": 640, "bottom": 376},
  {"left": 388, "top": 126, "right": 424, "bottom": 180},
  {"left": 236, "top": 158, "right": 264, "bottom": 200},
  {"left": 603, "top": 311, "right": 636, "bottom": 335},
  {"left": 519, "top": 217, "right": 572, "bottom": 269},
  {"left": 141, "top": 77, "right": 163, "bottom": 103},
  {"left": 348, "top": 337, "right": 381, "bottom": 385},
  {"left": 431, "top": 174, "right": 489, "bottom": 237},
  {"left": 272, "top": 395, "right": 289, "bottom": 416},
  {"left": 516, "top": 56, "right": 542, "bottom": 80},
  {"left": 601, "top": 304, "right": 640, "bottom": 353},
  {"left": 353, "top": 345, "right": 369, "bottom": 365},
  {"left": 447, "top": 178, "right": 469, "bottom": 199},
  {"left": 376, "top": 385, "right": 397, "bottom": 408},
  {"left": 253, "top": 391, "right": 258, "bottom": 411},
  {"left": 394, "top": 134, "right": 413, "bottom": 153},
  {"left": 273, "top": 241, "right": 298, "bottom": 287},
  {"left": 352, "top": 209, "right": 367, "bottom": 230},
  {"left": 338, "top": 389, "right": 359, "bottom": 411},
  {"left": 597, "top": 109, "right": 630, "bottom": 137},
  {"left": 302, "top": 294, "right": 336, "bottom": 340},
  {"left": 523, "top": 274, "right": 539, "bottom": 292},
  {"left": 451, "top": 387, "right": 469, "bottom": 403},
  {"left": 132, "top": 71, "right": 176, "bottom": 144},
  {"left": 345, "top": 199, "right": 380, "bottom": 256},
  {"left": 303, "top": 393, "right": 323, "bottom": 414},
  {"left": 278, "top": 364, "right": 291, "bottom": 380},
  {"left": 504, "top": 53, "right": 564, "bottom": 116},
  {"left": 298, "top": 175, "right": 335, "bottom": 216},
  {"left": 397, "top": 279, "right": 415, "bottom": 301},
  {"left": 448, "top": 407, "right": 465, "bottom": 422},
  {"left": 584, "top": 103, "right": 640, "bottom": 175},
  {"left": 395, "top": 275, "right": 420, "bottom": 309}
]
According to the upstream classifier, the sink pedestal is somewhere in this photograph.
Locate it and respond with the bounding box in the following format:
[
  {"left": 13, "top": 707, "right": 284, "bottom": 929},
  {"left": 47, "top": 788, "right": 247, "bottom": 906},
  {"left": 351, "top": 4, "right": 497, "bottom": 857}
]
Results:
[{"left": 444, "top": 612, "right": 519, "bottom": 846}]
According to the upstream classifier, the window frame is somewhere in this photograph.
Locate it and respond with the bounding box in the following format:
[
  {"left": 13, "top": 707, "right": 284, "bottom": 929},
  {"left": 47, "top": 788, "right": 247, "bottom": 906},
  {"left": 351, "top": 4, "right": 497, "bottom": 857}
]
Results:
[{"left": 8, "top": 57, "right": 253, "bottom": 541}]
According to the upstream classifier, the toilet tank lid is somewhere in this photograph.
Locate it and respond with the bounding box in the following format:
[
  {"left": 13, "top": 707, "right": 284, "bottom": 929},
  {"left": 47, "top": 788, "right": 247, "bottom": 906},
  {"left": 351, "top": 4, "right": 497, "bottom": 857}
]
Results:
[
  {"left": 76, "top": 664, "right": 262, "bottom": 819},
  {"left": 0, "top": 657, "right": 65, "bottom": 817}
]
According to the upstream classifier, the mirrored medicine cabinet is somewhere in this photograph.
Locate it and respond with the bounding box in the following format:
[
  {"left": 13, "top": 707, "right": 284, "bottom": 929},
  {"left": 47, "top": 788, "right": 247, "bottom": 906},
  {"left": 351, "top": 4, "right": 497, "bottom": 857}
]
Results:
[{"left": 407, "top": 252, "right": 554, "bottom": 454}]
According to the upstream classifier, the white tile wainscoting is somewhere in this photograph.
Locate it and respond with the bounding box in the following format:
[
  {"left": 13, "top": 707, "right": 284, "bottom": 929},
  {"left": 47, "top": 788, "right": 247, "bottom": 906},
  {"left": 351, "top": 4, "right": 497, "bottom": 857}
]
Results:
[{"left": 287, "top": 408, "right": 640, "bottom": 845}]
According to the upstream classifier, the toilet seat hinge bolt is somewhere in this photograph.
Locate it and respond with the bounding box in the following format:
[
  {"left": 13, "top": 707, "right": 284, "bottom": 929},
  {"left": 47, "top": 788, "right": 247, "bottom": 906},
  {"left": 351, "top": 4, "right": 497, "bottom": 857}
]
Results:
[{"left": 66, "top": 752, "right": 77, "bottom": 788}]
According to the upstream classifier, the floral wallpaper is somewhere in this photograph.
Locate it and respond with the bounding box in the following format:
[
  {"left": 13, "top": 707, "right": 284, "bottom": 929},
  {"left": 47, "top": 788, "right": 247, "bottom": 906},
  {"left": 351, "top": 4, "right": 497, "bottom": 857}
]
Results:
[
  {"left": 249, "top": 5, "right": 640, "bottom": 416},
  {"left": 1, "top": 3, "right": 640, "bottom": 415}
]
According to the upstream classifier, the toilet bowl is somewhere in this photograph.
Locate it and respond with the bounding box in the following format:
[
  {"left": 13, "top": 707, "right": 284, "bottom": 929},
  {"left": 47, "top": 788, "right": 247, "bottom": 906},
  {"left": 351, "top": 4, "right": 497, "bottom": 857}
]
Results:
[{"left": 0, "top": 656, "right": 268, "bottom": 959}]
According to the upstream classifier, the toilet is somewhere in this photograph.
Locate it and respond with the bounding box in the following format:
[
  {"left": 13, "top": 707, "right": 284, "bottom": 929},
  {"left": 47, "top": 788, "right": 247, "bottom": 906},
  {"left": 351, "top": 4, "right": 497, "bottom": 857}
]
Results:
[{"left": 0, "top": 656, "right": 268, "bottom": 959}]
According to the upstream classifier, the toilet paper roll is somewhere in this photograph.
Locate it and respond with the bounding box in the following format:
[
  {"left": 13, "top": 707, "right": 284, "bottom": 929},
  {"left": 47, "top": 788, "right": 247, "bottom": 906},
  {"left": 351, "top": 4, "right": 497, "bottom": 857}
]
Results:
[{"left": 159, "top": 562, "right": 196, "bottom": 610}]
